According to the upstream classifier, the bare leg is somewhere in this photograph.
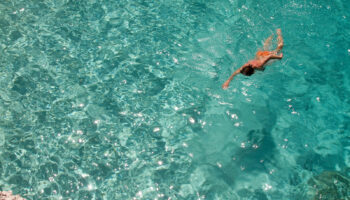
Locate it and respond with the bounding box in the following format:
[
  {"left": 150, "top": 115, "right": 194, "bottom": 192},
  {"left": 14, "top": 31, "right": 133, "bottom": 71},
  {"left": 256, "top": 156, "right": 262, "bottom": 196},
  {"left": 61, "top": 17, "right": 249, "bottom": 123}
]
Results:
[
  {"left": 263, "top": 35, "right": 273, "bottom": 51},
  {"left": 275, "top": 29, "right": 283, "bottom": 53}
]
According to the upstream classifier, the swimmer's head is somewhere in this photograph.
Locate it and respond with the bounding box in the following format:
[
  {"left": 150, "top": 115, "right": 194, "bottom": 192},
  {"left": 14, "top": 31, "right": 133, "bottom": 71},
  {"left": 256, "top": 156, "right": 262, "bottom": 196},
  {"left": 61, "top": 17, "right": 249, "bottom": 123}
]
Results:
[{"left": 241, "top": 65, "right": 254, "bottom": 76}]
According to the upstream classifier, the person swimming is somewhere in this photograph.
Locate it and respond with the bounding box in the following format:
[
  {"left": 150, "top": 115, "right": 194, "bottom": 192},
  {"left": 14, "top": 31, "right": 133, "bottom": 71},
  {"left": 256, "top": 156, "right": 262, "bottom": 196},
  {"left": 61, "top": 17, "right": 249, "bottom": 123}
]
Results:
[{"left": 222, "top": 29, "right": 284, "bottom": 89}]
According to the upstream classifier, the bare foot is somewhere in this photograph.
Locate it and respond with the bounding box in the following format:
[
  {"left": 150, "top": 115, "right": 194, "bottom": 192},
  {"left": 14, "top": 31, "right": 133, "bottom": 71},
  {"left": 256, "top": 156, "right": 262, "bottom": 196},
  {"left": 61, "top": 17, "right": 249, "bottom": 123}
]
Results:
[{"left": 277, "top": 28, "right": 282, "bottom": 35}]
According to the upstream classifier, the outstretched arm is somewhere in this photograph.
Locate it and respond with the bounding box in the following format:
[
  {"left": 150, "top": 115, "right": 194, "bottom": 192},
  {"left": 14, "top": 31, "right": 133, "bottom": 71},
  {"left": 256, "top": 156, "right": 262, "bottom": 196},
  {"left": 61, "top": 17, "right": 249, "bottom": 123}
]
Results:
[{"left": 222, "top": 64, "right": 247, "bottom": 89}]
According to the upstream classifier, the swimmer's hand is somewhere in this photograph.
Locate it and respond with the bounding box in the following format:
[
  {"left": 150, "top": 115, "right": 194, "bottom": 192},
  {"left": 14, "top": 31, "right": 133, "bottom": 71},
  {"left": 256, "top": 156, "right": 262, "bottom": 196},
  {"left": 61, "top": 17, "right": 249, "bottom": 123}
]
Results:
[
  {"left": 222, "top": 66, "right": 242, "bottom": 89},
  {"left": 222, "top": 80, "right": 230, "bottom": 89}
]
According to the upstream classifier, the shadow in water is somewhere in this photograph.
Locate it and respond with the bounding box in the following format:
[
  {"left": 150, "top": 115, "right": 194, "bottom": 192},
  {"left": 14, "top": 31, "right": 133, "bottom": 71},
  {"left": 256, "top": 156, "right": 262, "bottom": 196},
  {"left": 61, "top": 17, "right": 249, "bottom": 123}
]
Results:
[{"left": 186, "top": 100, "right": 278, "bottom": 197}]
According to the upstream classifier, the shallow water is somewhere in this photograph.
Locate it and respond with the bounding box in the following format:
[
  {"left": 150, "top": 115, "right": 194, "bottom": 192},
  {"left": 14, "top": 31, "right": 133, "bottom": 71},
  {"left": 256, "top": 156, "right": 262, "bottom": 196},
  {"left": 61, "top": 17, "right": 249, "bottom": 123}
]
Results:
[{"left": 0, "top": 0, "right": 349, "bottom": 199}]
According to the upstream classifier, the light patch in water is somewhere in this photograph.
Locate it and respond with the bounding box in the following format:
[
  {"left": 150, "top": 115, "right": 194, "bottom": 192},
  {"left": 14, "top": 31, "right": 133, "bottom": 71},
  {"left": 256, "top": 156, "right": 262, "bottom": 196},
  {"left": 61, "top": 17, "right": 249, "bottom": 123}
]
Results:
[{"left": 263, "top": 183, "right": 272, "bottom": 191}]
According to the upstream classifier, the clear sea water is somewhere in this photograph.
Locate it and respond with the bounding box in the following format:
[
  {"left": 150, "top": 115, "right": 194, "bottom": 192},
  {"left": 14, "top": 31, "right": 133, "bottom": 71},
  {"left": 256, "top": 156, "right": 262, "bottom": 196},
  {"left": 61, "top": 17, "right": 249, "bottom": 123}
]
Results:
[{"left": 0, "top": 0, "right": 350, "bottom": 199}]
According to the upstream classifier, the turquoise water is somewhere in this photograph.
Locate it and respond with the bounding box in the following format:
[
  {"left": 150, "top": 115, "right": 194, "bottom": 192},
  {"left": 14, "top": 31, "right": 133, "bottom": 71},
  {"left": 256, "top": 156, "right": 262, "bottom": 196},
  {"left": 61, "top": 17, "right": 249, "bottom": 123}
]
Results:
[{"left": 0, "top": 0, "right": 350, "bottom": 199}]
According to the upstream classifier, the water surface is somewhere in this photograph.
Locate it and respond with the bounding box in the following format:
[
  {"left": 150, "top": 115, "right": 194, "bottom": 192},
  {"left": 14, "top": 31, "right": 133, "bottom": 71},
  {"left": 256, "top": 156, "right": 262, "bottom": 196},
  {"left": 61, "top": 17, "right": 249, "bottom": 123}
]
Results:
[{"left": 0, "top": 0, "right": 349, "bottom": 199}]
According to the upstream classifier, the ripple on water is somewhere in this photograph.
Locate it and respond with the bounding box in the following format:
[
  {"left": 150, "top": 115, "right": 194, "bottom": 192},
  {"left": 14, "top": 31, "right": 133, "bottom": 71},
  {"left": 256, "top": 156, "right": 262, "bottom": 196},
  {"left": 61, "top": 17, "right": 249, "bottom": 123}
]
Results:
[{"left": 0, "top": 0, "right": 350, "bottom": 199}]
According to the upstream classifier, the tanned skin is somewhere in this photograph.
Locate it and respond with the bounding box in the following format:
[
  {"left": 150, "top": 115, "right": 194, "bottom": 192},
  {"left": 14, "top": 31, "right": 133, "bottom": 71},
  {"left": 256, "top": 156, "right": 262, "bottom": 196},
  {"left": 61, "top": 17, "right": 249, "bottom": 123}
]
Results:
[{"left": 222, "top": 29, "right": 284, "bottom": 89}]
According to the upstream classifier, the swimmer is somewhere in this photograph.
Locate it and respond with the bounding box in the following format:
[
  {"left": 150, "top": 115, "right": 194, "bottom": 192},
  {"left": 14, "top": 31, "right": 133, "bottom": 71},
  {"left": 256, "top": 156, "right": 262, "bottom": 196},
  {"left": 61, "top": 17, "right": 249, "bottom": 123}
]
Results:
[{"left": 222, "top": 29, "right": 284, "bottom": 89}]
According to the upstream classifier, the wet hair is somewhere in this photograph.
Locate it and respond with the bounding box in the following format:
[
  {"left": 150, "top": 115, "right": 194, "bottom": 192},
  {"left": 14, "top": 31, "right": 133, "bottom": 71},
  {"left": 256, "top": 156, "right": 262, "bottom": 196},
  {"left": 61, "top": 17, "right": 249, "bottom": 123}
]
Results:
[{"left": 240, "top": 65, "right": 255, "bottom": 76}]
